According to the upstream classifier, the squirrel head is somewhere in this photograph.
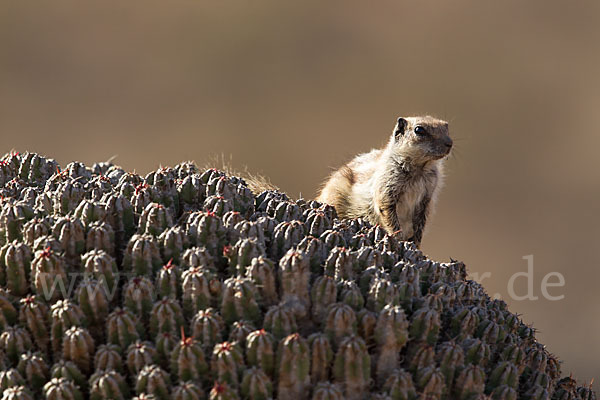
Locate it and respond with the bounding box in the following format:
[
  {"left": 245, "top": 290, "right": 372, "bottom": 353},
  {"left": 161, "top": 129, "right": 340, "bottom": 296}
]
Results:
[{"left": 389, "top": 116, "right": 452, "bottom": 164}]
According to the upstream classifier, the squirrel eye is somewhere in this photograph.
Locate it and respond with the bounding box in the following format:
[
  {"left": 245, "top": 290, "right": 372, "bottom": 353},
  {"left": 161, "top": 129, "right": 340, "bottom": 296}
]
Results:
[{"left": 414, "top": 126, "right": 426, "bottom": 135}]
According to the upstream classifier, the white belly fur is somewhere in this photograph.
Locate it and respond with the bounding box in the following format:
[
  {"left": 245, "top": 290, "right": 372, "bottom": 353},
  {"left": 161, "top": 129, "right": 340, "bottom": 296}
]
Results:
[{"left": 395, "top": 180, "right": 428, "bottom": 238}]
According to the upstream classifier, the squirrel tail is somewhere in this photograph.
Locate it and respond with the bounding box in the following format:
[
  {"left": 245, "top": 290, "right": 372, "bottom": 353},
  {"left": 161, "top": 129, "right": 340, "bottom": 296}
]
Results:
[{"left": 203, "top": 154, "right": 280, "bottom": 194}]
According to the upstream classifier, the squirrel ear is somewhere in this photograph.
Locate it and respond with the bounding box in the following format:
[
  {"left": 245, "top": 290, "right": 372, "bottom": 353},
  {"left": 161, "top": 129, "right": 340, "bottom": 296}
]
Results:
[{"left": 395, "top": 117, "right": 407, "bottom": 139}]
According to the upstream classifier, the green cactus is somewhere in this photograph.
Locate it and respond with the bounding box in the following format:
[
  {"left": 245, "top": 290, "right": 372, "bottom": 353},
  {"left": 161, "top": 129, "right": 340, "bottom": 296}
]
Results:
[
  {"left": 76, "top": 277, "right": 110, "bottom": 339},
  {"left": 31, "top": 247, "right": 68, "bottom": 302},
  {"left": 276, "top": 333, "right": 310, "bottom": 400},
  {"left": 186, "top": 211, "right": 227, "bottom": 258},
  {"left": 229, "top": 320, "right": 256, "bottom": 347},
  {"left": 0, "top": 292, "right": 15, "bottom": 330},
  {"left": 0, "top": 202, "right": 34, "bottom": 244},
  {"left": 52, "top": 217, "right": 85, "bottom": 265},
  {"left": 354, "top": 246, "right": 383, "bottom": 273},
  {"left": 1, "top": 385, "right": 34, "bottom": 400},
  {"left": 0, "top": 154, "right": 592, "bottom": 400},
  {"left": 149, "top": 297, "right": 184, "bottom": 337},
  {"left": 406, "top": 343, "right": 435, "bottom": 374},
  {"left": 270, "top": 221, "right": 306, "bottom": 259},
  {"left": 311, "top": 382, "right": 344, "bottom": 400},
  {"left": 81, "top": 249, "right": 118, "bottom": 298},
  {"left": 488, "top": 361, "right": 520, "bottom": 391},
  {"left": 145, "top": 167, "right": 179, "bottom": 211},
  {"left": 204, "top": 195, "right": 234, "bottom": 217},
  {"left": 305, "top": 210, "right": 333, "bottom": 237},
  {"left": 170, "top": 333, "right": 208, "bottom": 383},
  {"left": 337, "top": 280, "right": 364, "bottom": 311},
  {"left": 308, "top": 333, "right": 334, "bottom": 385},
  {"left": 62, "top": 326, "right": 94, "bottom": 374},
  {"left": 476, "top": 318, "right": 506, "bottom": 346},
  {"left": 89, "top": 370, "right": 129, "bottom": 400},
  {"left": 17, "top": 352, "right": 49, "bottom": 393},
  {"left": 255, "top": 216, "right": 277, "bottom": 247},
  {"left": 43, "top": 377, "right": 84, "bottom": 400},
  {"left": 366, "top": 276, "right": 400, "bottom": 313},
  {"left": 106, "top": 308, "right": 141, "bottom": 349},
  {"left": 0, "top": 326, "right": 33, "bottom": 365},
  {"left": 209, "top": 381, "right": 240, "bottom": 400},
  {"left": 0, "top": 160, "right": 16, "bottom": 188},
  {"left": 263, "top": 197, "right": 301, "bottom": 223},
  {"left": 356, "top": 309, "right": 377, "bottom": 348},
  {"left": 32, "top": 236, "right": 61, "bottom": 254},
  {"left": 159, "top": 227, "right": 188, "bottom": 264},
  {"left": 154, "top": 332, "right": 176, "bottom": 370},
  {"left": 490, "top": 385, "right": 518, "bottom": 400},
  {"left": 320, "top": 230, "right": 347, "bottom": 253},
  {"left": 181, "top": 246, "right": 215, "bottom": 270},
  {"left": 130, "top": 183, "right": 156, "bottom": 217},
  {"left": 279, "top": 250, "right": 311, "bottom": 314},
  {"left": 85, "top": 222, "right": 115, "bottom": 256},
  {"left": 244, "top": 256, "right": 278, "bottom": 307},
  {"left": 155, "top": 259, "right": 181, "bottom": 299},
  {"left": 311, "top": 276, "right": 338, "bottom": 322},
  {"left": 123, "top": 234, "right": 162, "bottom": 276},
  {"left": 73, "top": 199, "right": 106, "bottom": 229},
  {"left": 22, "top": 218, "right": 51, "bottom": 248},
  {"left": 135, "top": 364, "right": 171, "bottom": 400},
  {"left": 126, "top": 341, "right": 157, "bottom": 376},
  {"left": 234, "top": 220, "right": 266, "bottom": 248},
  {"left": 324, "top": 247, "right": 355, "bottom": 281},
  {"left": 172, "top": 381, "right": 205, "bottom": 400},
  {"left": 221, "top": 277, "right": 261, "bottom": 325},
  {"left": 0, "top": 241, "right": 32, "bottom": 296},
  {"left": 181, "top": 266, "right": 218, "bottom": 315},
  {"left": 526, "top": 370, "right": 553, "bottom": 392},
  {"left": 333, "top": 335, "right": 371, "bottom": 400},
  {"left": 435, "top": 341, "right": 465, "bottom": 391},
  {"left": 18, "top": 295, "right": 49, "bottom": 354},
  {"left": 374, "top": 304, "right": 409, "bottom": 383},
  {"left": 462, "top": 338, "right": 492, "bottom": 367},
  {"left": 415, "top": 366, "right": 445, "bottom": 400},
  {"left": 449, "top": 307, "right": 479, "bottom": 341},
  {"left": 263, "top": 304, "right": 298, "bottom": 340},
  {"left": 88, "top": 173, "right": 114, "bottom": 200},
  {"left": 245, "top": 329, "right": 276, "bottom": 378},
  {"left": 225, "top": 238, "right": 266, "bottom": 276},
  {"left": 240, "top": 367, "right": 273, "bottom": 400},
  {"left": 296, "top": 236, "right": 327, "bottom": 274},
  {"left": 123, "top": 276, "right": 155, "bottom": 324},
  {"left": 454, "top": 364, "right": 485, "bottom": 399},
  {"left": 94, "top": 344, "right": 123, "bottom": 373},
  {"left": 139, "top": 203, "right": 173, "bottom": 237},
  {"left": 102, "top": 192, "right": 136, "bottom": 245},
  {"left": 223, "top": 210, "right": 244, "bottom": 228},
  {"left": 382, "top": 369, "right": 417, "bottom": 400},
  {"left": 409, "top": 306, "right": 441, "bottom": 345},
  {"left": 177, "top": 174, "right": 206, "bottom": 212},
  {"left": 577, "top": 385, "right": 596, "bottom": 400},
  {"left": 324, "top": 303, "right": 357, "bottom": 349},
  {"left": 0, "top": 368, "right": 25, "bottom": 392},
  {"left": 211, "top": 341, "right": 244, "bottom": 388},
  {"left": 524, "top": 385, "right": 550, "bottom": 400},
  {"left": 191, "top": 307, "right": 224, "bottom": 351},
  {"left": 49, "top": 361, "right": 87, "bottom": 392}
]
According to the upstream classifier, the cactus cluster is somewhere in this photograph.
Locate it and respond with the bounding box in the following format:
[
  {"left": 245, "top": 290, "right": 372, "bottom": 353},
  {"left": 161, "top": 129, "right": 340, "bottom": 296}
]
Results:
[{"left": 0, "top": 151, "right": 594, "bottom": 400}]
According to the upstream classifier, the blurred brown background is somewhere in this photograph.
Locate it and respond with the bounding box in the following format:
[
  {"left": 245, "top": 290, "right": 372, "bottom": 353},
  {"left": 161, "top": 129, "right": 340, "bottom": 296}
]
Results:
[{"left": 1, "top": 0, "right": 598, "bottom": 386}]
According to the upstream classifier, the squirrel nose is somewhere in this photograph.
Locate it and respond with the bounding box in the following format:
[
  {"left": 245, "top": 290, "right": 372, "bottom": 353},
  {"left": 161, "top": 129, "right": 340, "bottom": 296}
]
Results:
[{"left": 443, "top": 137, "right": 453, "bottom": 149}]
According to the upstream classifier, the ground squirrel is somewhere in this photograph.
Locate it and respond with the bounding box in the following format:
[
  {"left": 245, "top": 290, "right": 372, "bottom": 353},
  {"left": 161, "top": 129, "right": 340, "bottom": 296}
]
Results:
[{"left": 317, "top": 116, "right": 452, "bottom": 246}]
